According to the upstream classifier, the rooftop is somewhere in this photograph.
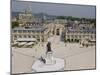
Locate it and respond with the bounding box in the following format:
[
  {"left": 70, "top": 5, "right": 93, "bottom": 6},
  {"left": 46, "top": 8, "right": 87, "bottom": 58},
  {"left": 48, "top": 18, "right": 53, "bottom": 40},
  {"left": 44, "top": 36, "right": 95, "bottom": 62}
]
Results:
[
  {"left": 67, "top": 27, "right": 96, "bottom": 33},
  {"left": 12, "top": 27, "right": 47, "bottom": 32}
]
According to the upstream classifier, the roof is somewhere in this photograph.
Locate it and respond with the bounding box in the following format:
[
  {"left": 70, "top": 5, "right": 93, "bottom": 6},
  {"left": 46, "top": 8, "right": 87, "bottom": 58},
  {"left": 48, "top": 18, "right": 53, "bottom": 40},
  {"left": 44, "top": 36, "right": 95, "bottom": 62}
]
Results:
[
  {"left": 12, "top": 27, "right": 47, "bottom": 32},
  {"left": 67, "top": 27, "right": 96, "bottom": 33}
]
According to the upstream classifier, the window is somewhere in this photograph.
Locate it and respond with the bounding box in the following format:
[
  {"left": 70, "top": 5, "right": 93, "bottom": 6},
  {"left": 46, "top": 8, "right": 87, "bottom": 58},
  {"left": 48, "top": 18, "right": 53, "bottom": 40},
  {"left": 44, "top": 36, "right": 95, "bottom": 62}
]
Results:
[
  {"left": 79, "top": 35, "right": 81, "bottom": 38},
  {"left": 32, "top": 36, "right": 35, "bottom": 38},
  {"left": 14, "top": 35, "right": 17, "bottom": 38},
  {"left": 28, "top": 30, "right": 31, "bottom": 33},
  {"left": 32, "top": 30, "right": 34, "bottom": 33},
  {"left": 28, "top": 35, "right": 31, "bottom": 38},
  {"left": 91, "top": 35, "right": 93, "bottom": 39},
  {"left": 83, "top": 35, "right": 85, "bottom": 38},
  {"left": 19, "top": 35, "right": 22, "bottom": 38},
  {"left": 24, "top": 35, "right": 26, "bottom": 38},
  {"left": 75, "top": 35, "right": 77, "bottom": 38},
  {"left": 67, "top": 35, "right": 69, "bottom": 38},
  {"left": 18, "top": 30, "right": 22, "bottom": 33},
  {"left": 23, "top": 30, "right": 25, "bottom": 33},
  {"left": 71, "top": 35, "right": 74, "bottom": 38},
  {"left": 13, "top": 30, "right": 17, "bottom": 33}
]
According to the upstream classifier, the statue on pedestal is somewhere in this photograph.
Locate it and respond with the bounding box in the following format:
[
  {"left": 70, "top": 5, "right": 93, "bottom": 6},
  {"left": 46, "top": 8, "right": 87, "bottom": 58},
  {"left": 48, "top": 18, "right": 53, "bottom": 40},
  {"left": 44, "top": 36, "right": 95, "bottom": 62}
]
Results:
[
  {"left": 40, "top": 42, "right": 55, "bottom": 64},
  {"left": 32, "top": 42, "right": 65, "bottom": 72},
  {"left": 46, "top": 42, "right": 52, "bottom": 54}
]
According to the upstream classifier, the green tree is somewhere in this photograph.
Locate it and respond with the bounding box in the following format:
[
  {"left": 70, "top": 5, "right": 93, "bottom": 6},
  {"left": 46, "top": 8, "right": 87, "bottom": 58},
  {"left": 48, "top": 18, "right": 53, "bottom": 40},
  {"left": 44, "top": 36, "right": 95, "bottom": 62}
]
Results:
[
  {"left": 56, "top": 16, "right": 66, "bottom": 19},
  {"left": 12, "top": 21, "right": 19, "bottom": 28}
]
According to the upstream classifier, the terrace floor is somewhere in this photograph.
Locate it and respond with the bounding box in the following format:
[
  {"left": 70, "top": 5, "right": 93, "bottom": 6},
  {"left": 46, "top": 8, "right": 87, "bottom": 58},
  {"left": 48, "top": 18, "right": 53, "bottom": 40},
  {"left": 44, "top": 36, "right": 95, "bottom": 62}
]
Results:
[{"left": 12, "top": 35, "right": 96, "bottom": 74}]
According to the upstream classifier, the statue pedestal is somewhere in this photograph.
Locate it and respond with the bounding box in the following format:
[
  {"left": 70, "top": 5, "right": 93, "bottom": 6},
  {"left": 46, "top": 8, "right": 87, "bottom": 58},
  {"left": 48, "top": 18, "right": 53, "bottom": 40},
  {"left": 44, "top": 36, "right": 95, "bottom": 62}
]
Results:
[
  {"left": 45, "top": 51, "right": 55, "bottom": 65},
  {"left": 32, "top": 57, "right": 64, "bottom": 72},
  {"left": 32, "top": 51, "right": 65, "bottom": 72},
  {"left": 32, "top": 49, "right": 65, "bottom": 72}
]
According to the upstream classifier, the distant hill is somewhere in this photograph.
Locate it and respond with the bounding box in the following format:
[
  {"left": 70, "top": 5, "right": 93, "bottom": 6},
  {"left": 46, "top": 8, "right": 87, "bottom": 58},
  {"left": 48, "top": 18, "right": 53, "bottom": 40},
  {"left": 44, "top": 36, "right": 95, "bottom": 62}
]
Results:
[{"left": 11, "top": 12, "right": 57, "bottom": 20}]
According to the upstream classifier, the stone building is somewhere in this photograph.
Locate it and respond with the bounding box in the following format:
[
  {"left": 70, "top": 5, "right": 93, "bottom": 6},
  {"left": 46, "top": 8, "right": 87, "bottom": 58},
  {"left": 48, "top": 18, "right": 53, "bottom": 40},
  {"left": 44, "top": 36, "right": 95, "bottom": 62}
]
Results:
[
  {"left": 45, "top": 19, "right": 67, "bottom": 36},
  {"left": 18, "top": 7, "right": 41, "bottom": 27},
  {"left": 12, "top": 7, "right": 96, "bottom": 46},
  {"left": 65, "top": 22, "right": 96, "bottom": 43},
  {"left": 11, "top": 26, "right": 50, "bottom": 43}
]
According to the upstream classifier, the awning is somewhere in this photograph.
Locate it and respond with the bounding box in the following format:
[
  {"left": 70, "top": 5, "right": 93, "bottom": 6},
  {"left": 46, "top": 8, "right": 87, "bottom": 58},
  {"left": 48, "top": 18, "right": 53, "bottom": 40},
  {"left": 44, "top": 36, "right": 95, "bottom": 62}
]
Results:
[
  {"left": 89, "top": 39, "right": 96, "bottom": 42},
  {"left": 25, "top": 42, "right": 34, "bottom": 46},
  {"left": 13, "top": 42, "right": 18, "bottom": 45},
  {"left": 17, "top": 38, "right": 37, "bottom": 42},
  {"left": 18, "top": 42, "right": 27, "bottom": 46}
]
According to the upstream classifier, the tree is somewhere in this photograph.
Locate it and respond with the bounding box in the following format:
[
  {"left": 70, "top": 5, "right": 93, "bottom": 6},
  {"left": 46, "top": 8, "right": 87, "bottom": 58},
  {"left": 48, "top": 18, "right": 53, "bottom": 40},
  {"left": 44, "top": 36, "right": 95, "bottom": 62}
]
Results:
[
  {"left": 56, "top": 16, "right": 66, "bottom": 19},
  {"left": 67, "top": 39, "right": 70, "bottom": 42},
  {"left": 90, "top": 19, "right": 96, "bottom": 27},
  {"left": 12, "top": 21, "right": 19, "bottom": 28}
]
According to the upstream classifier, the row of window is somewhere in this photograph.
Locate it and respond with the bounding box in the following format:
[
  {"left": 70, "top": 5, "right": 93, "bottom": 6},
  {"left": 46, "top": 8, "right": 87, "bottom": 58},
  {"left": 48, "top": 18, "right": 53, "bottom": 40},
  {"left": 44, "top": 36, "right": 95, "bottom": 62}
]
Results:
[
  {"left": 67, "top": 31, "right": 95, "bottom": 34},
  {"left": 25, "top": 23, "right": 42, "bottom": 26},
  {"left": 67, "top": 35, "right": 95, "bottom": 39},
  {"left": 13, "top": 30, "right": 41, "bottom": 33},
  {"left": 14, "top": 35, "right": 36, "bottom": 38},
  {"left": 13, "top": 35, "right": 44, "bottom": 41}
]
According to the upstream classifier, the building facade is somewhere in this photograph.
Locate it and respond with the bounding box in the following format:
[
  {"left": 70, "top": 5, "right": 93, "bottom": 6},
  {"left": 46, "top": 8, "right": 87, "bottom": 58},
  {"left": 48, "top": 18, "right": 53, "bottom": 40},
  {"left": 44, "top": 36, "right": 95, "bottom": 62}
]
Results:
[
  {"left": 65, "top": 22, "right": 96, "bottom": 44},
  {"left": 11, "top": 26, "right": 50, "bottom": 43},
  {"left": 11, "top": 7, "right": 96, "bottom": 47}
]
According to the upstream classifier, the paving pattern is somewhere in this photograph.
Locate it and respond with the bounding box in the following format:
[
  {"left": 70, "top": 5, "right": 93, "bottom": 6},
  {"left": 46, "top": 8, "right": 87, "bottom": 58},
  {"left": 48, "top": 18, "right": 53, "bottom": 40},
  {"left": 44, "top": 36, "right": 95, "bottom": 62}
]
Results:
[{"left": 12, "top": 35, "right": 96, "bottom": 74}]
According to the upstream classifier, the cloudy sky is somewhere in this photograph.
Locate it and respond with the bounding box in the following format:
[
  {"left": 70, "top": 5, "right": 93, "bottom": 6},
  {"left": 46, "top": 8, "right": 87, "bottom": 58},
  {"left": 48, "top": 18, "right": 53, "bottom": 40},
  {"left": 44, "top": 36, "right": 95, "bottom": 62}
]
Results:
[{"left": 11, "top": 0, "right": 96, "bottom": 18}]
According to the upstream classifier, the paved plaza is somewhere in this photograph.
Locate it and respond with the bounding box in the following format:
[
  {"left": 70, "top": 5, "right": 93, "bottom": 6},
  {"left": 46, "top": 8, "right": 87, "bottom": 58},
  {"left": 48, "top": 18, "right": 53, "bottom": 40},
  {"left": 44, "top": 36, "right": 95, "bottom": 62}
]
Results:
[{"left": 12, "top": 36, "right": 96, "bottom": 74}]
